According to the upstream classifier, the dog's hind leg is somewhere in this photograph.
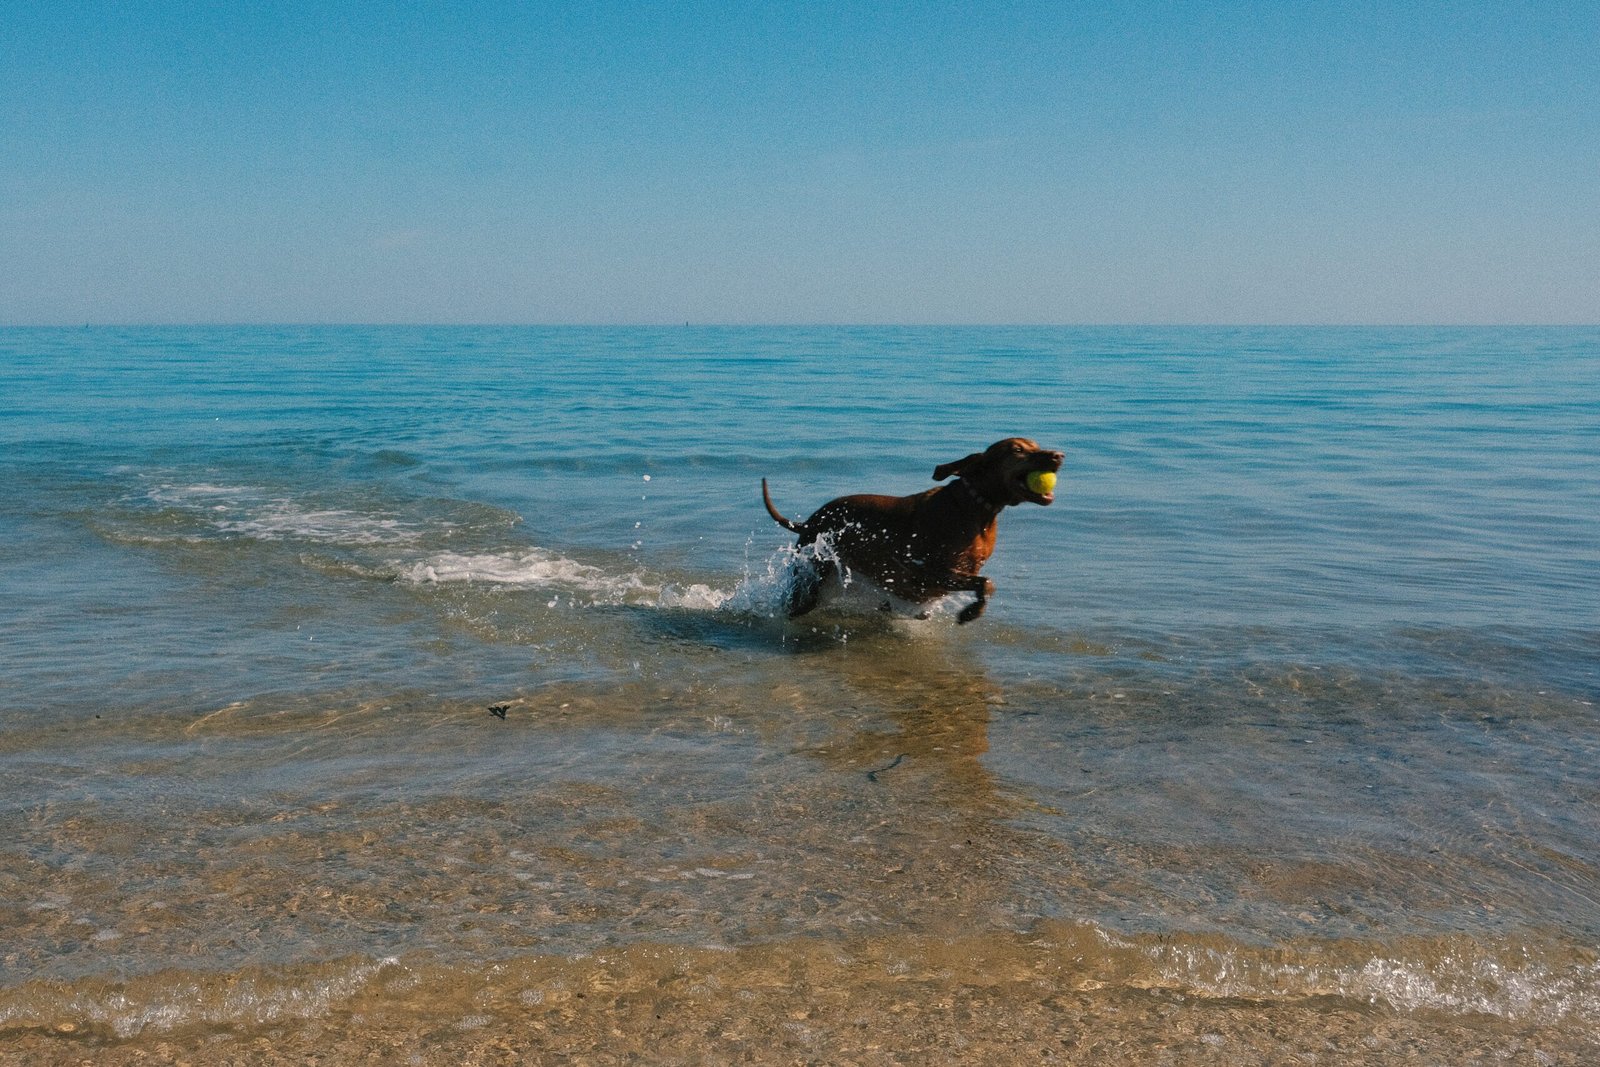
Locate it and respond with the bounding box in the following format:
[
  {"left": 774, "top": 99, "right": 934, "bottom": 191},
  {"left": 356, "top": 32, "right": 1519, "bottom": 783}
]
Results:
[{"left": 785, "top": 557, "right": 834, "bottom": 618}]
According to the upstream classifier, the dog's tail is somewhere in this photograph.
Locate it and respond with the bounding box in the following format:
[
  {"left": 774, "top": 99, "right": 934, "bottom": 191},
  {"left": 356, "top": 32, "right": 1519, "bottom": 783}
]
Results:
[{"left": 761, "top": 478, "right": 804, "bottom": 533}]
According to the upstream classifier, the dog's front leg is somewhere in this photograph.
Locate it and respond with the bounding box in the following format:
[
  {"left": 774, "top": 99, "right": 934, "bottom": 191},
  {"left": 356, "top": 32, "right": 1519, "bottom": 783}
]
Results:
[{"left": 955, "top": 576, "right": 996, "bottom": 624}]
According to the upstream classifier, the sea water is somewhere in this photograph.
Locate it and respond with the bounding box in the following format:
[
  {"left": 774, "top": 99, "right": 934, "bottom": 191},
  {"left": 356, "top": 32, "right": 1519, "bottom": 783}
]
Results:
[{"left": 2, "top": 326, "right": 1597, "bottom": 1062}]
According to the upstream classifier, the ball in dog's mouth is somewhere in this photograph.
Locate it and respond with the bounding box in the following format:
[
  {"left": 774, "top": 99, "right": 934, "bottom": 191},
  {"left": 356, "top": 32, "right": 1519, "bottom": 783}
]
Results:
[{"left": 1025, "top": 469, "right": 1057, "bottom": 497}]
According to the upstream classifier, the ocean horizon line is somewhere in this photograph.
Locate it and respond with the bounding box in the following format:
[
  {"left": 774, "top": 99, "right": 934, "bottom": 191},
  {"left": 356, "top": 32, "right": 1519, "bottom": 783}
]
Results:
[{"left": 5, "top": 320, "right": 1598, "bottom": 331}]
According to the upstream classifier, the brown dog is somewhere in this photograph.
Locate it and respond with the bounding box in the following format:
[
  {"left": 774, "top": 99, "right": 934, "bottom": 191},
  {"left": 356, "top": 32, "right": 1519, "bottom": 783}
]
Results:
[{"left": 762, "top": 438, "right": 1064, "bottom": 624}]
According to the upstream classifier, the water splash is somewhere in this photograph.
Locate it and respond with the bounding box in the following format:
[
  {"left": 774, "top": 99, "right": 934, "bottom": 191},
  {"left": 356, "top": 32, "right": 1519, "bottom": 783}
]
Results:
[{"left": 395, "top": 534, "right": 952, "bottom": 624}]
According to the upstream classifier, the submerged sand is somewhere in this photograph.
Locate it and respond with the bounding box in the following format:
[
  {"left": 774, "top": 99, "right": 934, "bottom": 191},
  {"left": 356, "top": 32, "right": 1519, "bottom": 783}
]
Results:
[{"left": 9, "top": 940, "right": 1594, "bottom": 1066}]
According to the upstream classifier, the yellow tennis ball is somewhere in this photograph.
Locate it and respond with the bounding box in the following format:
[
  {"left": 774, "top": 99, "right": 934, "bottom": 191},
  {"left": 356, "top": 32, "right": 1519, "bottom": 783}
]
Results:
[{"left": 1026, "top": 470, "right": 1057, "bottom": 495}]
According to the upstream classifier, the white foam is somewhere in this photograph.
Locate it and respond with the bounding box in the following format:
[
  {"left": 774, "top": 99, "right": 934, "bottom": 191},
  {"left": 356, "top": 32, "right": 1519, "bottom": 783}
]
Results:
[
  {"left": 1342, "top": 952, "right": 1600, "bottom": 1024},
  {"left": 147, "top": 482, "right": 251, "bottom": 505},
  {"left": 0, "top": 957, "right": 402, "bottom": 1039},
  {"left": 143, "top": 483, "right": 424, "bottom": 546},
  {"left": 402, "top": 549, "right": 616, "bottom": 592},
  {"left": 399, "top": 549, "right": 742, "bottom": 614},
  {"left": 1113, "top": 926, "right": 1600, "bottom": 1027},
  {"left": 655, "top": 582, "right": 738, "bottom": 611},
  {"left": 397, "top": 545, "right": 870, "bottom": 619},
  {"left": 215, "top": 503, "right": 420, "bottom": 546}
]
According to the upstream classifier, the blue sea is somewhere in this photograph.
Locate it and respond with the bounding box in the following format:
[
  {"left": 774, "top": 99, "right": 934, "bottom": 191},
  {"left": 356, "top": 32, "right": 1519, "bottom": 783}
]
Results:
[{"left": 2, "top": 326, "right": 1598, "bottom": 1063}]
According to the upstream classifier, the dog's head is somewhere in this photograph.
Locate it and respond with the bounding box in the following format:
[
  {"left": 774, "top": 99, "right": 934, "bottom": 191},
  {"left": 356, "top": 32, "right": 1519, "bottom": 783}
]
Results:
[{"left": 932, "top": 438, "right": 1064, "bottom": 506}]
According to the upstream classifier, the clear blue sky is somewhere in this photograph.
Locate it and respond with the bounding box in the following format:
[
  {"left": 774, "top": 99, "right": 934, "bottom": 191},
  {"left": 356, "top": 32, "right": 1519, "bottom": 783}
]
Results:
[{"left": 3, "top": 1, "right": 1596, "bottom": 324}]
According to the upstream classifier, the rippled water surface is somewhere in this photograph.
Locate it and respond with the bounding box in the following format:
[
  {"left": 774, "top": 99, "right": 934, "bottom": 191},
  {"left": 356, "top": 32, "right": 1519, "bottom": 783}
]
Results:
[{"left": 2, "top": 326, "right": 1598, "bottom": 1063}]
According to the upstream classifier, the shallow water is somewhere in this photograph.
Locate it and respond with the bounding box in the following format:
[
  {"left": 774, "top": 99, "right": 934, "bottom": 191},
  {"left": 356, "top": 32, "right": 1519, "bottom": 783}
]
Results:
[{"left": 2, "top": 326, "right": 1598, "bottom": 1062}]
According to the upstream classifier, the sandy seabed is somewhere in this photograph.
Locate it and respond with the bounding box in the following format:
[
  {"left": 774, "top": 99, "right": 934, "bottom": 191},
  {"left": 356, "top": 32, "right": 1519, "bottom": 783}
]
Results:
[{"left": 8, "top": 942, "right": 1594, "bottom": 1066}]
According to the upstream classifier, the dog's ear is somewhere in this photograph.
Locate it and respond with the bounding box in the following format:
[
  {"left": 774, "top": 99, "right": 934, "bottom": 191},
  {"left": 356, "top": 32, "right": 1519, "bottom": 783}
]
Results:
[{"left": 933, "top": 453, "right": 981, "bottom": 481}]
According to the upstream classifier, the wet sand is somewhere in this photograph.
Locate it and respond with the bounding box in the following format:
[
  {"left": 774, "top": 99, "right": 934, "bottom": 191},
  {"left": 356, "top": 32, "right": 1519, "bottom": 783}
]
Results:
[{"left": 10, "top": 935, "right": 1595, "bottom": 1066}]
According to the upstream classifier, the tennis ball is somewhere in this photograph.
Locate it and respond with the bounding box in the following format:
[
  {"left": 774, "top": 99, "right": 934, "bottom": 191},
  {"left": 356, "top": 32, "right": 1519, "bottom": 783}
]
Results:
[{"left": 1026, "top": 470, "right": 1057, "bottom": 495}]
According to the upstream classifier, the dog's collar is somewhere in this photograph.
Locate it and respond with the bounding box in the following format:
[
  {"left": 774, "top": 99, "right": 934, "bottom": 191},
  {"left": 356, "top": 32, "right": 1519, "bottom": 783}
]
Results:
[{"left": 953, "top": 477, "right": 1003, "bottom": 514}]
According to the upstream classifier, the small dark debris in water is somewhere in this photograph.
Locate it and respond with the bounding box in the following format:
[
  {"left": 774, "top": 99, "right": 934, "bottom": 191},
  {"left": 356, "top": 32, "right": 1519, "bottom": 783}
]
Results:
[
  {"left": 488, "top": 703, "right": 510, "bottom": 720},
  {"left": 866, "top": 753, "right": 906, "bottom": 782}
]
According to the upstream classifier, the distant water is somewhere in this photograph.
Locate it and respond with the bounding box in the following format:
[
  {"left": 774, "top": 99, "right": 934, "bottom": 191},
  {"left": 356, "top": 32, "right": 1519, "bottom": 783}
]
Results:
[{"left": 2, "top": 326, "right": 1598, "bottom": 1063}]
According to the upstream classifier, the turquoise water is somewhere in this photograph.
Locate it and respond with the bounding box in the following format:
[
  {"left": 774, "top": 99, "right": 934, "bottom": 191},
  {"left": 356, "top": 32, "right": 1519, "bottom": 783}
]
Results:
[{"left": 2, "top": 326, "right": 1598, "bottom": 1058}]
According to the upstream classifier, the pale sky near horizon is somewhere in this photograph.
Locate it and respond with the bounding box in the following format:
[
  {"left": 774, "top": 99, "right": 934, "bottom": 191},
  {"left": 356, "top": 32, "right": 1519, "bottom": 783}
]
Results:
[{"left": 3, "top": 1, "right": 1596, "bottom": 325}]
